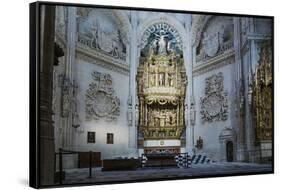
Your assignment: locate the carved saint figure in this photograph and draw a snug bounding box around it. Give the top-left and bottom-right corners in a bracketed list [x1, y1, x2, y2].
[171, 112, 177, 126]
[196, 136, 203, 149]
[167, 73, 173, 86]
[159, 73, 165, 86]
[149, 74, 155, 86]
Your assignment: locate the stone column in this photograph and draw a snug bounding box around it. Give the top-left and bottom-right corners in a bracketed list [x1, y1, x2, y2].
[244, 17, 256, 162]
[39, 5, 56, 186]
[233, 17, 246, 161]
[62, 7, 77, 151]
[184, 15, 194, 154]
[128, 11, 138, 155]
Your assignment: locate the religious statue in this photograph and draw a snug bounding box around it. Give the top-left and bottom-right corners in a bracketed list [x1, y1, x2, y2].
[159, 73, 165, 86]
[171, 112, 177, 126]
[167, 73, 173, 86]
[153, 30, 169, 55]
[165, 115, 171, 126]
[149, 74, 155, 86]
[90, 24, 98, 48]
[196, 136, 203, 149]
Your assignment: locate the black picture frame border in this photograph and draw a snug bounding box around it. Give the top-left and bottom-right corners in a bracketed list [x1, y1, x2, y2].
[29, 1, 274, 189]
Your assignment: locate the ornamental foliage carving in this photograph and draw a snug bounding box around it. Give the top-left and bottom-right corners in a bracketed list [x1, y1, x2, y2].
[200, 72, 228, 122]
[85, 71, 120, 122]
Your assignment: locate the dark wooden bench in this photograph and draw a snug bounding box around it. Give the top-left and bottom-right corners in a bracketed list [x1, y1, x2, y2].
[102, 158, 140, 171]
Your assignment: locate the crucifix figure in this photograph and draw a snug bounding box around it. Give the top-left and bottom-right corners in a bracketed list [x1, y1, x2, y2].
[153, 30, 169, 55]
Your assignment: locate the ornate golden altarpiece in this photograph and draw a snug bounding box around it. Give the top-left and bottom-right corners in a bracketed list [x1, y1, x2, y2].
[137, 53, 186, 141]
[253, 42, 272, 143]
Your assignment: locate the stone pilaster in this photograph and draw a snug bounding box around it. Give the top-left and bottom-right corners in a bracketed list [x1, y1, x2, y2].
[233, 17, 246, 161]
[184, 15, 194, 154]
[39, 5, 56, 186]
[62, 7, 77, 151]
[128, 11, 138, 155]
[244, 17, 256, 162]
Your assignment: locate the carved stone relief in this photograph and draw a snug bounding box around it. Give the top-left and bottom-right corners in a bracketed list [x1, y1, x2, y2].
[189, 96, 196, 126]
[196, 17, 234, 62]
[60, 75, 72, 118]
[85, 71, 120, 122]
[77, 9, 127, 61]
[140, 22, 183, 58]
[126, 95, 133, 126]
[200, 72, 228, 122]
[72, 80, 80, 128]
[55, 6, 67, 39]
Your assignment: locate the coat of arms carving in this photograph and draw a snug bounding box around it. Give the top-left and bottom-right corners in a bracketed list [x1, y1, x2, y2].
[85, 71, 120, 122]
[200, 72, 228, 122]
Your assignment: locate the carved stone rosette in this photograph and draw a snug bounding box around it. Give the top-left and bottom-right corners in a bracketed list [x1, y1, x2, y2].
[200, 72, 228, 122]
[85, 71, 120, 122]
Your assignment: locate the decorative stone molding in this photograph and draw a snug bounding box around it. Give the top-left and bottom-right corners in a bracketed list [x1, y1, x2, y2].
[55, 6, 67, 40]
[200, 72, 228, 122]
[127, 95, 133, 126]
[72, 80, 80, 128]
[189, 96, 196, 126]
[193, 51, 235, 77]
[85, 71, 120, 122]
[59, 75, 73, 118]
[55, 33, 67, 50]
[76, 47, 130, 76]
[191, 15, 212, 47]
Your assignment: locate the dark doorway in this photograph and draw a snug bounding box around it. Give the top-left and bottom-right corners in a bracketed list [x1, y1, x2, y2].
[226, 141, 233, 162]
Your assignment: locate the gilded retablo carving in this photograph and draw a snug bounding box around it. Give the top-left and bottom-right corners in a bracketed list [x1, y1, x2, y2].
[253, 41, 272, 142]
[137, 23, 186, 140]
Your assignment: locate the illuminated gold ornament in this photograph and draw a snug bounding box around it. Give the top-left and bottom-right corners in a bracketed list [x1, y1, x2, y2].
[137, 51, 186, 140]
[253, 41, 272, 142]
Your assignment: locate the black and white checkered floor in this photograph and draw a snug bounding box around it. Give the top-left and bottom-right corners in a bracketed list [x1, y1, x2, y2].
[60, 162, 272, 184]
